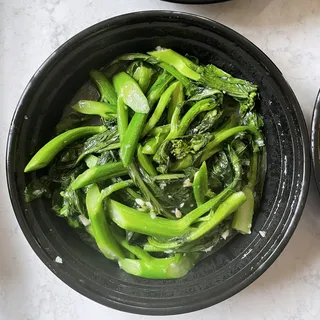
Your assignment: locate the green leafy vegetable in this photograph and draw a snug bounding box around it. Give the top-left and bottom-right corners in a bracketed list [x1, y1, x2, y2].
[24, 48, 266, 279]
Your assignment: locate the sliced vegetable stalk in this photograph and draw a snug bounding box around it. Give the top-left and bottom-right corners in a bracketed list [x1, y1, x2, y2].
[119, 72, 173, 167]
[71, 100, 116, 119]
[113, 72, 149, 114]
[116, 97, 128, 143]
[119, 252, 200, 279]
[232, 149, 260, 234]
[86, 184, 125, 261]
[148, 48, 201, 81]
[71, 162, 127, 190]
[137, 144, 157, 176]
[200, 125, 264, 163]
[167, 81, 184, 122]
[90, 70, 117, 105]
[142, 81, 178, 137]
[24, 126, 106, 172]
[132, 63, 155, 93]
[193, 161, 208, 206]
[148, 191, 246, 250]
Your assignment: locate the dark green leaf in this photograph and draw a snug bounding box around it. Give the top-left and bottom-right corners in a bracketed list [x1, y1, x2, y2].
[24, 176, 51, 202]
[55, 112, 90, 135]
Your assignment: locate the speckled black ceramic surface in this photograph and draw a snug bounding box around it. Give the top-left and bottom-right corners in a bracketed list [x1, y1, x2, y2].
[6, 11, 310, 315]
[311, 90, 320, 195]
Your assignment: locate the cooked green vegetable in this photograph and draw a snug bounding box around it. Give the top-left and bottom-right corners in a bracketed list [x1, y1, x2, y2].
[71, 100, 116, 119]
[24, 48, 266, 279]
[90, 70, 117, 105]
[71, 161, 127, 190]
[24, 126, 106, 172]
[86, 184, 125, 261]
[193, 161, 208, 206]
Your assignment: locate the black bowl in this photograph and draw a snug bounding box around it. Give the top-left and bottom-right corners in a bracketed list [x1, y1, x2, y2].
[311, 90, 320, 195]
[6, 11, 310, 315]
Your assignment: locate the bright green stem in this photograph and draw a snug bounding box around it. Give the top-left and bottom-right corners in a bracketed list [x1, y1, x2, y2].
[232, 186, 255, 234]
[90, 70, 117, 105]
[158, 62, 194, 94]
[186, 192, 246, 242]
[146, 72, 174, 108]
[176, 98, 218, 137]
[24, 126, 106, 172]
[118, 70, 172, 166]
[200, 126, 263, 163]
[137, 144, 157, 176]
[193, 161, 208, 206]
[167, 82, 184, 122]
[169, 155, 193, 172]
[121, 113, 147, 167]
[108, 199, 185, 238]
[71, 100, 116, 119]
[70, 162, 127, 190]
[100, 179, 134, 201]
[153, 174, 186, 181]
[142, 81, 178, 137]
[132, 64, 154, 93]
[119, 252, 200, 279]
[141, 133, 167, 155]
[248, 150, 259, 187]
[112, 228, 153, 261]
[148, 49, 200, 81]
[117, 97, 128, 143]
[98, 142, 120, 153]
[113, 72, 149, 113]
[149, 125, 171, 136]
[84, 155, 98, 168]
[231, 150, 259, 234]
[86, 184, 125, 261]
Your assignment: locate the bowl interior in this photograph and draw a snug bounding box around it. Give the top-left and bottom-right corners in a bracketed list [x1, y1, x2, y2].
[7, 12, 309, 315]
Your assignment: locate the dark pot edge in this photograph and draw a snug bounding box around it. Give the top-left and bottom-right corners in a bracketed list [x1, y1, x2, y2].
[311, 90, 320, 195]
[6, 10, 311, 315]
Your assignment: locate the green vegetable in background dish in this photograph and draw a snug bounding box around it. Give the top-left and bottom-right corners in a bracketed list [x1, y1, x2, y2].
[23, 48, 266, 279]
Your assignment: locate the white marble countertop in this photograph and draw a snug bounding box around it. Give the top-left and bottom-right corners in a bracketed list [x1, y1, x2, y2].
[1, 0, 320, 319]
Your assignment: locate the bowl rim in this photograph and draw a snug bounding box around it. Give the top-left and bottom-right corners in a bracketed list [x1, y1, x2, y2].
[311, 90, 320, 195]
[6, 10, 311, 315]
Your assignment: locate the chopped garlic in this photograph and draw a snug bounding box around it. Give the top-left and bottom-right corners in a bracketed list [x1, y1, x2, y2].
[150, 212, 157, 219]
[256, 139, 265, 147]
[145, 201, 153, 209]
[221, 229, 230, 240]
[183, 178, 193, 187]
[135, 198, 145, 207]
[259, 230, 266, 238]
[174, 208, 182, 218]
[79, 215, 91, 227]
[201, 246, 214, 253]
[179, 202, 185, 208]
[159, 182, 166, 189]
[55, 256, 63, 264]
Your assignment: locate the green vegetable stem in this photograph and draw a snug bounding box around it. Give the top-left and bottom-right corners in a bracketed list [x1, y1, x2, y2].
[24, 126, 106, 172]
